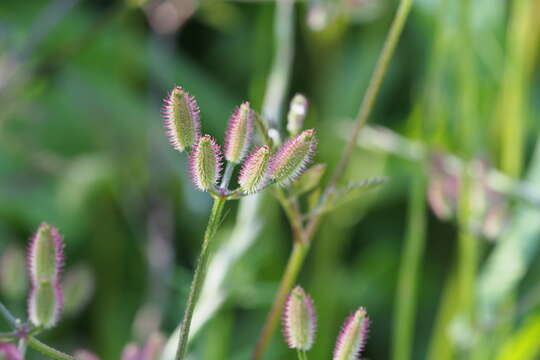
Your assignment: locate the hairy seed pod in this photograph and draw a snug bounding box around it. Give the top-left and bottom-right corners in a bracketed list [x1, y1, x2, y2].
[189, 135, 223, 191]
[224, 102, 254, 163]
[270, 129, 317, 185]
[28, 223, 64, 286]
[238, 146, 270, 194]
[287, 94, 308, 136]
[27, 223, 65, 328]
[28, 282, 63, 329]
[162, 86, 201, 152]
[282, 286, 317, 351]
[333, 308, 370, 360]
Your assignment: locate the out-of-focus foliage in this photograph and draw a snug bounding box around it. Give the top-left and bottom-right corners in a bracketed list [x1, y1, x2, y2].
[0, 0, 539, 359]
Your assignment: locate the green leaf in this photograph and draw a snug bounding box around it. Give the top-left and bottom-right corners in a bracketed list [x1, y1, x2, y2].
[315, 177, 389, 216]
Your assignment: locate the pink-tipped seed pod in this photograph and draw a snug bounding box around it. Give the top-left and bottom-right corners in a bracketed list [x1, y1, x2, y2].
[270, 129, 317, 186]
[282, 286, 317, 351]
[238, 146, 271, 194]
[162, 86, 201, 152]
[224, 102, 254, 163]
[189, 135, 223, 191]
[333, 307, 370, 360]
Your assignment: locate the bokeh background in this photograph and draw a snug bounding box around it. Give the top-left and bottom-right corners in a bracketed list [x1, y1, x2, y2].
[1, 0, 540, 359]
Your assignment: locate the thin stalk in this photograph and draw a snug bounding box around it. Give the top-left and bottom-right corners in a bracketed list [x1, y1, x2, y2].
[27, 337, 75, 360]
[220, 162, 236, 190]
[391, 167, 427, 360]
[252, 241, 308, 360]
[176, 197, 227, 360]
[324, 0, 413, 194]
[0, 302, 17, 327]
[252, 0, 413, 357]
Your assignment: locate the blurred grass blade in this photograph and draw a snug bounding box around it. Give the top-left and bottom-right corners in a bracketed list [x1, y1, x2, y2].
[496, 312, 540, 360]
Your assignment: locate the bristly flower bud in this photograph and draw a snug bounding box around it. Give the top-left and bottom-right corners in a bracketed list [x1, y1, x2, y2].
[270, 129, 317, 186]
[224, 102, 254, 163]
[189, 135, 223, 191]
[162, 86, 201, 152]
[333, 308, 370, 360]
[238, 146, 270, 194]
[27, 222, 65, 328]
[287, 94, 308, 136]
[282, 286, 317, 351]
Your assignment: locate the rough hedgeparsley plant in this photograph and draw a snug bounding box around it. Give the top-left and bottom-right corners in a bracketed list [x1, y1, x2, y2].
[0, 223, 69, 360]
[162, 86, 318, 359]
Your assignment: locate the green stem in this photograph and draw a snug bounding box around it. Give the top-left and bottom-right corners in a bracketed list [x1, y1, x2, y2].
[175, 197, 227, 360]
[27, 337, 75, 360]
[252, 241, 308, 360]
[0, 301, 75, 360]
[0, 302, 17, 327]
[324, 0, 413, 193]
[391, 168, 427, 360]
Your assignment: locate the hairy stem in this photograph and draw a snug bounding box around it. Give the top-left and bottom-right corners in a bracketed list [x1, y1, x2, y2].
[27, 337, 75, 360]
[252, 241, 308, 360]
[0, 301, 75, 360]
[176, 197, 227, 360]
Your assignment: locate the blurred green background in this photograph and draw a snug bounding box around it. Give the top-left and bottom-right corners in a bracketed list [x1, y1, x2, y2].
[1, 0, 540, 359]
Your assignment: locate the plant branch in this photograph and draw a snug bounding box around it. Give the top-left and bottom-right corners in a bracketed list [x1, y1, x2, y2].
[176, 197, 227, 360]
[252, 0, 413, 357]
[252, 241, 308, 360]
[27, 337, 75, 360]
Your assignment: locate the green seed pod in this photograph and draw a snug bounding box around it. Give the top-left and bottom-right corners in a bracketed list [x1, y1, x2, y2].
[163, 86, 201, 152]
[189, 135, 223, 191]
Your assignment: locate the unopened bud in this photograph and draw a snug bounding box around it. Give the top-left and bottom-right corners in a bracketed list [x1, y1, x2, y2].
[282, 286, 317, 351]
[225, 102, 254, 163]
[287, 94, 308, 136]
[189, 135, 223, 191]
[162, 86, 201, 152]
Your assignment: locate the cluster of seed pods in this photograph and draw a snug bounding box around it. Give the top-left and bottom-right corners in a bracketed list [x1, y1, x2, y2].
[282, 286, 370, 360]
[163, 86, 317, 196]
